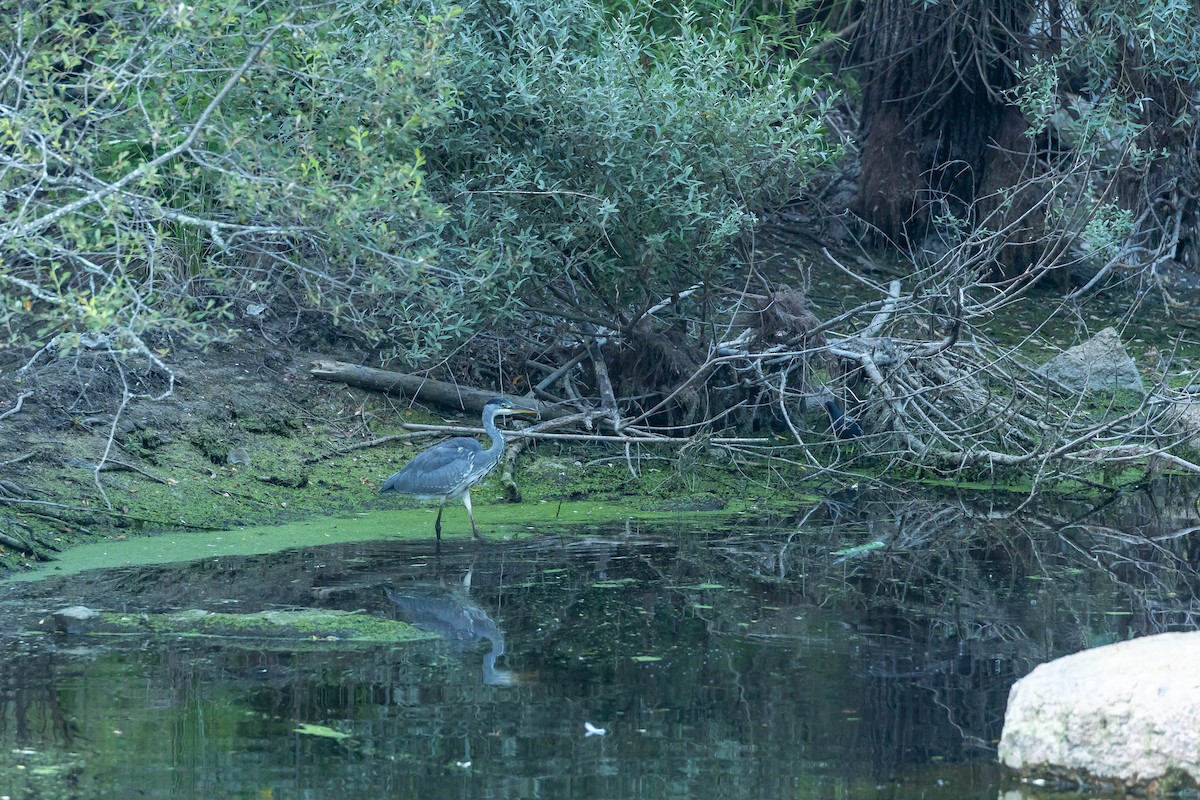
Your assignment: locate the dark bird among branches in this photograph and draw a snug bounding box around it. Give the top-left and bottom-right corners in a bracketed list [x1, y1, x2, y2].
[824, 399, 865, 440]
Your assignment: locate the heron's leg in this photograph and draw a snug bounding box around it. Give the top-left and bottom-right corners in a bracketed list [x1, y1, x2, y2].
[434, 503, 444, 542]
[462, 492, 487, 542]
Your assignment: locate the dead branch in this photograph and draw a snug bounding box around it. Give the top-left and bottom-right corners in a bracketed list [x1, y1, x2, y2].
[311, 236, 1192, 487]
[0, 496, 224, 530]
[0, 528, 37, 556]
[301, 431, 444, 464]
[83, 457, 171, 485]
[862, 279, 901, 337]
[0, 453, 34, 469]
[0, 391, 33, 421]
[587, 338, 621, 430]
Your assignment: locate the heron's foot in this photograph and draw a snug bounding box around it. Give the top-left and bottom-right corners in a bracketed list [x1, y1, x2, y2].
[471, 528, 489, 543]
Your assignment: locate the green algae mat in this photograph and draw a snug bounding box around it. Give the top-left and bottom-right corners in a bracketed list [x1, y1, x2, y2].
[4, 499, 748, 583]
[66, 608, 438, 646]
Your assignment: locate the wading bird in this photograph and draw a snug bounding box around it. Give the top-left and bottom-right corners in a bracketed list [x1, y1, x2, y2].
[381, 397, 538, 545]
[823, 398, 865, 439]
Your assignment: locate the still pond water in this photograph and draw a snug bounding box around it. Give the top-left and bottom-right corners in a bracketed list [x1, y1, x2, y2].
[2, 485, 1199, 799]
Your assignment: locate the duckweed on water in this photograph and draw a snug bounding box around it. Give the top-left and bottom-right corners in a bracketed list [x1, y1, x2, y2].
[94, 608, 435, 644]
[3, 500, 750, 583]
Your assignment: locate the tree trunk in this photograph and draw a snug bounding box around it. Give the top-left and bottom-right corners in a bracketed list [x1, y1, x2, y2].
[852, 0, 1034, 258]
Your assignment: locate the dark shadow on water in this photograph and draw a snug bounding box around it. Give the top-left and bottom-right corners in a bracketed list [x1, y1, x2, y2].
[2, 477, 1199, 798]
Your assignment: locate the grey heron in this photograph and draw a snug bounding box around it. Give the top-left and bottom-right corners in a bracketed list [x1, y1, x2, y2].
[381, 397, 538, 544]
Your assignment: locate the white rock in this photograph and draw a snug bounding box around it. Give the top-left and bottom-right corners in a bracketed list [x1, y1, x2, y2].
[1038, 326, 1144, 393]
[47, 605, 100, 634]
[999, 631, 1200, 787]
[1165, 398, 1200, 442]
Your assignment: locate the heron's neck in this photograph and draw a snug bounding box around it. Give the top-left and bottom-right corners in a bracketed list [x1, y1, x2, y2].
[482, 410, 505, 453]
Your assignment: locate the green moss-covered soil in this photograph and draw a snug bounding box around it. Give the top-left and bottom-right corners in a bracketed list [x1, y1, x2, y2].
[87, 608, 437, 645]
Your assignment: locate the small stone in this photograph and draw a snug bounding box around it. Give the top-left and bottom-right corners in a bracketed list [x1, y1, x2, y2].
[47, 605, 100, 634]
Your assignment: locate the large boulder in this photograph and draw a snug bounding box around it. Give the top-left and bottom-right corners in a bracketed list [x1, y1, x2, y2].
[999, 632, 1200, 790]
[1039, 326, 1144, 394]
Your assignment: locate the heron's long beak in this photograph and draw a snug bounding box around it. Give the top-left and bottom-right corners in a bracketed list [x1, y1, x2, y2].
[500, 401, 540, 417]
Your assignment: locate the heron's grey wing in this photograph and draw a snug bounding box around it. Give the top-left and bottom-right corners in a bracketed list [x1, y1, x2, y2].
[384, 586, 495, 644]
[381, 437, 484, 496]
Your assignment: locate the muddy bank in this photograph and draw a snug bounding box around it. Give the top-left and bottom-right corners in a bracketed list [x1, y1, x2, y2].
[0, 335, 776, 576]
[4, 275, 1200, 580]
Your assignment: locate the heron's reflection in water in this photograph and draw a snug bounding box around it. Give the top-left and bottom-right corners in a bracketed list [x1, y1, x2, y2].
[384, 583, 519, 686]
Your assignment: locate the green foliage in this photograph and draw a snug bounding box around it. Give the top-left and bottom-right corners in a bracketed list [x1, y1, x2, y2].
[1001, 0, 1200, 276]
[0, 0, 466, 367]
[1015, 8, 1199, 183]
[421, 0, 838, 334]
[1079, 199, 1135, 258]
[1, 0, 838, 372]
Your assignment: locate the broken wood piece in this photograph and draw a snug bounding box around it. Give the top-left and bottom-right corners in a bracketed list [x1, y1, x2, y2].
[308, 359, 554, 416]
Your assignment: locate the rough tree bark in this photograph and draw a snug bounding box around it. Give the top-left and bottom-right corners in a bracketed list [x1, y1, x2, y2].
[851, 0, 1038, 273]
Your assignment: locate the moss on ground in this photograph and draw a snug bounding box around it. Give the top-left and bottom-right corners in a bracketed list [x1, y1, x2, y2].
[4, 498, 764, 583]
[0, 382, 834, 576]
[92, 608, 436, 645]
[1, 400, 1179, 578]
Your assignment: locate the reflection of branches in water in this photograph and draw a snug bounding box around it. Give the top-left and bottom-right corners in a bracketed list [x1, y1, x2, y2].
[851, 635, 1015, 777]
[0, 647, 80, 749]
[697, 485, 1200, 775]
[712, 487, 1200, 641]
[1055, 524, 1200, 631]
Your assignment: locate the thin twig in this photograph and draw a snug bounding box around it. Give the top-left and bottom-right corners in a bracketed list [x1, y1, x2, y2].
[0, 391, 33, 421]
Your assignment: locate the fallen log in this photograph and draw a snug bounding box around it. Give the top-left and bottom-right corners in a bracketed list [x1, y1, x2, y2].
[308, 359, 557, 417]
